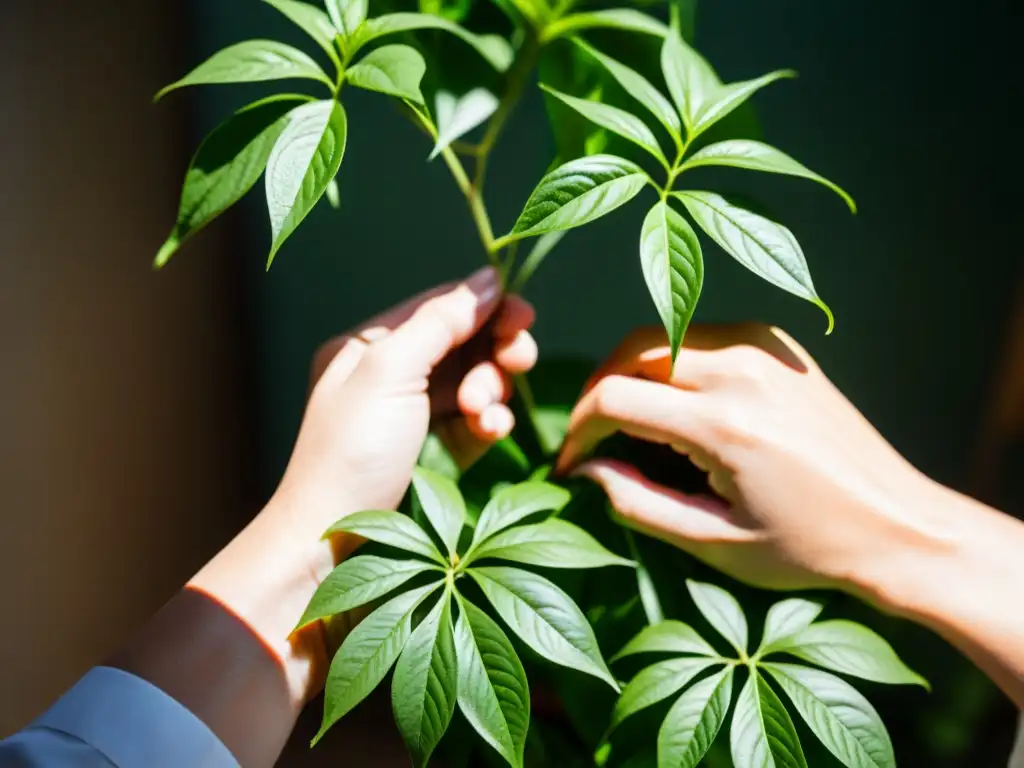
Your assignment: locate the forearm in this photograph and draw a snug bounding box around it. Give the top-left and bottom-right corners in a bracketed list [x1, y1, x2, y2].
[110, 496, 352, 767]
[856, 478, 1024, 707]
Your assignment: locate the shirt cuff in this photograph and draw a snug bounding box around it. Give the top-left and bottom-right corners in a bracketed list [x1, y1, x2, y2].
[31, 666, 238, 768]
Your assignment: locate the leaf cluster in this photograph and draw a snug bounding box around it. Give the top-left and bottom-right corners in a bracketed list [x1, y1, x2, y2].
[300, 467, 633, 766]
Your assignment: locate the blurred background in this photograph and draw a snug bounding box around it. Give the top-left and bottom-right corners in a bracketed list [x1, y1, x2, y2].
[0, 0, 1021, 765]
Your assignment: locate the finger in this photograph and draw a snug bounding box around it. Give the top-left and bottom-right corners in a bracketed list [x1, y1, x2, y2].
[457, 362, 511, 416]
[494, 296, 536, 339]
[557, 375, 713, 474]
[309, 336, 369, 393]
[382, 266, 502, 374]
[494, 330, 538, 374]
[574, 459, 756, 545]
[466, 403, 515, 443]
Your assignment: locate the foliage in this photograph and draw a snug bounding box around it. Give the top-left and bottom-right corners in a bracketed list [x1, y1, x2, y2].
[152, 0, 934, 765]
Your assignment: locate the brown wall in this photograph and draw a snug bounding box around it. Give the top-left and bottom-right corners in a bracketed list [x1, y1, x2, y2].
[0, 0, 251, 735]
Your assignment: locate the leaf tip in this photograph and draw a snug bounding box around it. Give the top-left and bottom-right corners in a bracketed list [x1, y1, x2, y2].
[817, 300, 835, 335]
[153, 236, 180, 269]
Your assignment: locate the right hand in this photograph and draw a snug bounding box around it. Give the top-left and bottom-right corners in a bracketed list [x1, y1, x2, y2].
[558, 324, 948, 596]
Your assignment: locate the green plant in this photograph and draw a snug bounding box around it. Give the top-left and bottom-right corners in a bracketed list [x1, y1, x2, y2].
[154, 0, 928, 765]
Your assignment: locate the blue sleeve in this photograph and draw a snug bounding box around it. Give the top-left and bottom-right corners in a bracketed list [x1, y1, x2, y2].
[0, 667, 238, 768]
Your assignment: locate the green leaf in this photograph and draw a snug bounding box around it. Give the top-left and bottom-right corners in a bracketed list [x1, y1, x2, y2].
[730, 670, 808, 768]
[393, 588, 458, 767]
[611, 620, 717, 662]
[757, 599, 823, 656]
[316, 582, 440, 743]
[297, 556, 441, 629]
[265, 99, 347, 266]
[472, 481, 570, 546]
[155, 95, 305, 268]
[681, 140, 856, 213]
[763, 663, 895, 768]
[326, 0, 367, 37]
[454, 596, 530, 768]
[325, 178, 341, 209]
[412, 466, 466, 559]
[430, 88, 499, 160]
[611, 657, 717, 732]
[573, 39, 681, 144]
[660, 25, 720, 133]
[346, 45, 426, 103]
[657, 667, 734, 768]
[355, 13, 513, 71]
[509, 231, 566, 293]
[640, 201, 703, 361]
[690, 71, 796, 140]
[467, 518, 634, 569]
[503, 155, 648, 243]
[675, 191, 834, 333]
[418, 433, 460, 481]
[262, 0, 340, 66]
[539, 85, 667, 167]
[542, 9, 669, 43]
[470, 566, 618, 690]
[156, 41, 332, 100]
[687, 580, 748, 655]
[324, 510, 447, 565]
[768, 620, 929, 688]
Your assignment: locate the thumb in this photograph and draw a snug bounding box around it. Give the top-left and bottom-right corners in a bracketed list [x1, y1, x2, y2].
[381, 266, 502, 374]
[574, 459, 754, 545]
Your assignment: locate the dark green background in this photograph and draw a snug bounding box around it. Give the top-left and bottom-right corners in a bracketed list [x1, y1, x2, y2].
[182, 2, 1019, 764]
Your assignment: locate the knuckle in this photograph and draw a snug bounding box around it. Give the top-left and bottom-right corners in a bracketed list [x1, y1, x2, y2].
[590, 375, 631, 418]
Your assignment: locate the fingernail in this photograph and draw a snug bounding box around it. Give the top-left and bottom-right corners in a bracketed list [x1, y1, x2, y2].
[467, 266, 500, 305]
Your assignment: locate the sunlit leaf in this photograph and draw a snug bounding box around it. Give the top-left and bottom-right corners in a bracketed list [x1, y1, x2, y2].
[757, 598, 823, 655]
[470, 566, 618, 690]
[316, 582, 440, 743]
[543, 9, 668, 43]
[156, 40, 332, 100]
[660, 25, 720, 132]
[324, 510, 447, 565]
[393, 588, 458, 767]
[690, 71, 796, 139]
[540, 85, 667, 166]
[265, 99, 347, 266]
[681, 140, 856, 212]
[297, 556, 440, 629]
[687, 580, 748, 655]
[472, 482, 570, 546]
[262, 0, 340, 65]
[346, 45, 426, 103]
[764, 663, 895, 768]
[767, 620, 929, 688]
[611, 657, 716, 732]
[155, 95, 306, 268]
[730, 670, 808, 768]
[574, 39, 681, 144]
[658, 667, 734, 768]
[412, 466, 466, 559]
[430, 88, 499, 160]
[611, 620, 718, 662]
[454, 596, 530, 768]
[503, 155, 648, 243]
[355, 13, 513, 71]
[675, 191, 834, 333]
[640, 201, 703, 361]
[467, 518, 634, 569]
[326, 0, 367, 38]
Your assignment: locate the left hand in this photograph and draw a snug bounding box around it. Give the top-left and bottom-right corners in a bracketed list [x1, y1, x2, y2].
[273, 266, 537, 571]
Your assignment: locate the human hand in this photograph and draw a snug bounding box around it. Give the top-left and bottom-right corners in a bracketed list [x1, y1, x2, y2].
[558, 323, 942, 596]
[273, 266, 537, 567]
